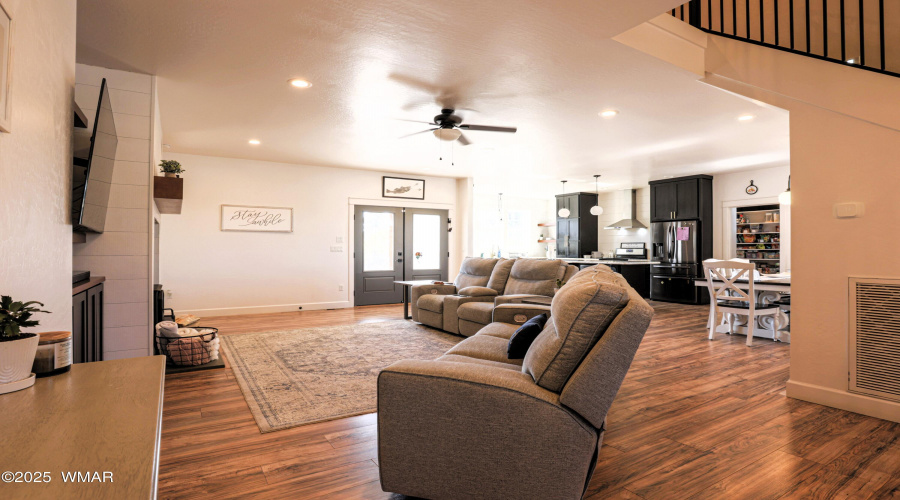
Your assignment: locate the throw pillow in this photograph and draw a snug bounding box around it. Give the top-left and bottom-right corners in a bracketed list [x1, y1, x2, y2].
[507, 313, 549, 359]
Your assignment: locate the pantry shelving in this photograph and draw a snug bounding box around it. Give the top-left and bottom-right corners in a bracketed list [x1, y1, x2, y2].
[735, 204, 781, 274]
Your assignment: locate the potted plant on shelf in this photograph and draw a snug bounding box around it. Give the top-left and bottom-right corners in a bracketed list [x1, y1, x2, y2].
[0, 296, 50, 393]
[159, 160, 185, 178]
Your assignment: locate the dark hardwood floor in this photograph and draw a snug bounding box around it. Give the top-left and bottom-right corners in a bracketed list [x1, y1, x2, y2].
[158, 302, 900, 499]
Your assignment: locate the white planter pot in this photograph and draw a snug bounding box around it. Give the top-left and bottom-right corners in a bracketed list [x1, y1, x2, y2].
[0, 334, 40, 384]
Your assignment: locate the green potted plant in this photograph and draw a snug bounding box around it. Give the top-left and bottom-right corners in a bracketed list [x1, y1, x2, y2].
[159, 160, 185, 178]
[0, 296, 50, 392]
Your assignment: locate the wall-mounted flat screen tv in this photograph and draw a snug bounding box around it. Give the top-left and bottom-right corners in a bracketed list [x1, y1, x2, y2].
[72, 78, 118, 233]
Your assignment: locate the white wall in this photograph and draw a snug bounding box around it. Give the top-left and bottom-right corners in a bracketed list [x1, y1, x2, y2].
[0, 0, 75, 333]
[711, 165, 791, 268]
[159, 153, 458, 316]
[703, 36, 900, 422]
[72, 64, 156, 359]
[472, 190, 553, 258]
[596, 188, 651, 257]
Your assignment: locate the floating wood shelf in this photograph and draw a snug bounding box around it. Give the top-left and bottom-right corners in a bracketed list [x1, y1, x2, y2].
[537, 239, 556, 243]
[154, 176, 183, 214]
[537, 223, 554, 227]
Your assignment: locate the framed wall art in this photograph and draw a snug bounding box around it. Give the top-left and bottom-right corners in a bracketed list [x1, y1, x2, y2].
[221, 205, 293, 232]
[383, 176, 425, 200]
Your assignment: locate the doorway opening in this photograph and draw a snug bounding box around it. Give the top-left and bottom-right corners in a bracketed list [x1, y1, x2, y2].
[353, 206, 448, 306]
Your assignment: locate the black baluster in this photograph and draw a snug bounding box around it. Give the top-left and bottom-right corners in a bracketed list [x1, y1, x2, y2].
[859, 0, 865, 66]
[840, 0, 846, 62]
[879, 0, 885, 70]
[823, 0, 828, 58]
[790, 0, 795, 48]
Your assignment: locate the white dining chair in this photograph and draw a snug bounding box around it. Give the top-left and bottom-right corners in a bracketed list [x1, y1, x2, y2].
[702, 259, 779, 346]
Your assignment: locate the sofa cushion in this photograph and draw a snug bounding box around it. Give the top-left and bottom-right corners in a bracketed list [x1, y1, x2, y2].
[457, 301, 494, 325]
[417, 294, 445, 313]
[486, 258, 515, 293]
[454, 257, 500, 289]
[507, 313, 548, 360]
[445, 335, 514, 364]
[504, 259, 566, 296]
[523, 266, 631, 392]
[474, 322, 520, 340]
[458, 286, 499, 297]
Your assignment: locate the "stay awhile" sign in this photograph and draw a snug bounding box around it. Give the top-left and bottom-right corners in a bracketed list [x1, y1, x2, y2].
[221, 205, 293, 232]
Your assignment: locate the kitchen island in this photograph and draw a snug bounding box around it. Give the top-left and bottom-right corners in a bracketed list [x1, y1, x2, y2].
[562, 258, 659, 298]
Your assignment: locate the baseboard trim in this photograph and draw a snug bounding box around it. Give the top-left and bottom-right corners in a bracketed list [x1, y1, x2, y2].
[174, 301, 353, 318]
[786, 379, 900, 423]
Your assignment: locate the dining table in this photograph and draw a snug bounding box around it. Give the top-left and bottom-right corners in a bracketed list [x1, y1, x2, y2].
[694, 275, 791, 341]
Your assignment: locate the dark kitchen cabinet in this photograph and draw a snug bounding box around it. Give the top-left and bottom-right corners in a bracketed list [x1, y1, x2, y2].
[605, 263, 651, 298]
[72, 278, 104, 363]
[556, 192, 598, 258]
[650, 175, 711, 221]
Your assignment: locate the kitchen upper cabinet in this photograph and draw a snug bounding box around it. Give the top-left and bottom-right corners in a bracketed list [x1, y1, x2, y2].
[555, 192, 598, 258]
[556, 194, 582, 219]
[650, 175, 712, 222]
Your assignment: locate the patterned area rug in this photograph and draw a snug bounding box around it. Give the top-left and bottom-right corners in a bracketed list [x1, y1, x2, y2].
[221, 320, 461, 433]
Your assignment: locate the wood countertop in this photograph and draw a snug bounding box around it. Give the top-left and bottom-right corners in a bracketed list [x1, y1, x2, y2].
[73, 276, 106, 295]
[0, 356, 166, 499]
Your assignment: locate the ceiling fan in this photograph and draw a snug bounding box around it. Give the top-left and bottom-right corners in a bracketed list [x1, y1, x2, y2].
[399, 109, 517, 146]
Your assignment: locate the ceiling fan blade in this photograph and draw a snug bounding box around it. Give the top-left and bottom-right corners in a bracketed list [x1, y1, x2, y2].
[395, 118, 437, 125]
[458, 133, 472, 146]
[459, 124, 518, 133]
[398, 128, 437, 139]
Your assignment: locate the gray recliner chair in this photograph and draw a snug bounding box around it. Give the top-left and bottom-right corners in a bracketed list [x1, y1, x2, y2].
[378, 265, 654, 500]
[411, 257, 514, 334]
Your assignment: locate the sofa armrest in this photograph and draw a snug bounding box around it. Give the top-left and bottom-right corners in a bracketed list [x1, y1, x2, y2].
[492, 303, 551, 325]
[494, 294, 552, 306]
[410, 284, 457, 321]
[378, 360, 598, 500]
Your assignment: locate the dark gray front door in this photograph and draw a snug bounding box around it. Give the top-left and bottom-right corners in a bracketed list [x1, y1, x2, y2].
[403, 208, 449, 282]
[354, 206, 404, 306]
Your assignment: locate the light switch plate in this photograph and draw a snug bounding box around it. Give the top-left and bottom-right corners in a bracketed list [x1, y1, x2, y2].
[834, 202, 865, 219]
[330, 246, 343, 252]
[336, 237, 343, 243]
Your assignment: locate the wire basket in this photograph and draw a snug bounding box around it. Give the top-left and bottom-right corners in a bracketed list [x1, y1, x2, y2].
[155, 327, 218, 367]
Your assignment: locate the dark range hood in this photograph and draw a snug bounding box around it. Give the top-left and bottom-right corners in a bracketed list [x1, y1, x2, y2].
[605, 189, 648, 230]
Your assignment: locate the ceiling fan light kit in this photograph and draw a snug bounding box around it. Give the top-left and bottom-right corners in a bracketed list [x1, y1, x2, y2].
[433, 128, 462, 141]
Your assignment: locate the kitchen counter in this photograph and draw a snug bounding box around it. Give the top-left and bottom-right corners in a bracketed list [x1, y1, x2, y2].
[562, 258, 660, 266]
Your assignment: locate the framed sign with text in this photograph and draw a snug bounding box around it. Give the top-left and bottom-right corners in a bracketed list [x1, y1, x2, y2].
[220, 205, 293, 233]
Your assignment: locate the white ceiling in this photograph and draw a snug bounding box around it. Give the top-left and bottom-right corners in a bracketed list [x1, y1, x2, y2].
[76, 0, 789, 196]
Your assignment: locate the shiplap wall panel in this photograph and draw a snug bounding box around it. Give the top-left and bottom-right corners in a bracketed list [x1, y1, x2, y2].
[74, 64, 153, 360]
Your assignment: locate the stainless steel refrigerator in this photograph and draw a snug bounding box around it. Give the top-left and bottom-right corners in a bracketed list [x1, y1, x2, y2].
[650, 221, 707, 303]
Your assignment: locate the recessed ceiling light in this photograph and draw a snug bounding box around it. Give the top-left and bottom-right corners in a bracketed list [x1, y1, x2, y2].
[846, 58, 856, 64]
[599, 109, 619, 118]
[289, 79, 312, 88]
[738, 114, 755, 122]
[248, 139, 261, 145]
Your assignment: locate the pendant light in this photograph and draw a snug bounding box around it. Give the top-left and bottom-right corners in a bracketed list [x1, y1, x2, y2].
[778, 175, 792, 205]
[590, 175, 604, 215]
[557, 181, 571, 218]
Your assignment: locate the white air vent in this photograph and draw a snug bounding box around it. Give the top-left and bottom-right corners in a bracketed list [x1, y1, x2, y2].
[849, 277, 900, 402]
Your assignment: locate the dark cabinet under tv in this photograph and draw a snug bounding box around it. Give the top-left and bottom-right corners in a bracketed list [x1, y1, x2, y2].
[556, 192, 598, 258]
[72, 277, 104, 363]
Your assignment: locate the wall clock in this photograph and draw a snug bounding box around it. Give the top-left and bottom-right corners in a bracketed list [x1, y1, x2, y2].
[746, 180, 758, 195]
